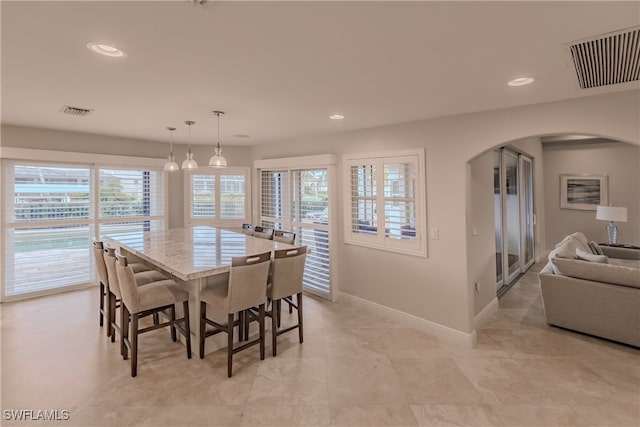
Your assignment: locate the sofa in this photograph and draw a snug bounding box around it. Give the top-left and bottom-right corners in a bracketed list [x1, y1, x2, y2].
[538, 232, 640, 347]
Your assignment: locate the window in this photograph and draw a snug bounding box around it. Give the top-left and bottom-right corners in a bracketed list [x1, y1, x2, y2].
[344, 150, 426, 257]
[185, 167, 250, 226]
[2, 161, 166, 300]
[255, 154, 336, 301]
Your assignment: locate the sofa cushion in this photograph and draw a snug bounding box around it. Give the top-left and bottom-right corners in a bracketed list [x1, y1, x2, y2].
[569, 232, 590, 247]
[609, 258, 640, 269]
[555, 235, 591, 255]
[576, 248, 609, 264]
[550, 258, 640, 288]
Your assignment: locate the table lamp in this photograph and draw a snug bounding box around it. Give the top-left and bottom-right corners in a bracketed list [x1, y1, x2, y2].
[596, 205, 627, 245]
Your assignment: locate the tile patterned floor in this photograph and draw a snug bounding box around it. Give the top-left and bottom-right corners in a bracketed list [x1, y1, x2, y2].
[1, 263, 639, 426]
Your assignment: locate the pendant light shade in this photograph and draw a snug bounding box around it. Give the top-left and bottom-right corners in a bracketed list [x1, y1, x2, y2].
[209, 111, 228, 168]
[181, 120, 199, 169]
[163, 126, 179, 172]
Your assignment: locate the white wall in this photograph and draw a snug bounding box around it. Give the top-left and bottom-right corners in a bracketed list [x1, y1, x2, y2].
[543, 139, 640, 247]
[0, 125, 253, 229]
[252, 90, 640, 338]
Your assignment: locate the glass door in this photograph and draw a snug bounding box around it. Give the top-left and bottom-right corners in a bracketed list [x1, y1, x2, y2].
[520, 156, 535, 270]
[502, 150, 521, 284]
[494, 151, 503, 289]
[260, 168, 333, 300]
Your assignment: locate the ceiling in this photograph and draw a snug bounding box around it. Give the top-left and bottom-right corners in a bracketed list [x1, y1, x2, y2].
[2, 1, 639, 146]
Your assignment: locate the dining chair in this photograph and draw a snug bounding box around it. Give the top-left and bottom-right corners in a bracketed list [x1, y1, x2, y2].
[103, 246, 169, 352]
[241, 223, 255, 236]
[273, 230, 296, 245]
[92, 240, 110, 333]
[199, 251, 271, 377]
[266, 246, 307, 356]
[253, 226, 274, 240]
[115, 250, 192, 377]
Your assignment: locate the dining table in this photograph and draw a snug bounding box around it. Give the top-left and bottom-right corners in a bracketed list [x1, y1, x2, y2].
[106, 225, 295, 354]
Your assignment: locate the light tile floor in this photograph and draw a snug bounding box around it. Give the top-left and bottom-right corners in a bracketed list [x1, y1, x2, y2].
[1, 263, 639, 426]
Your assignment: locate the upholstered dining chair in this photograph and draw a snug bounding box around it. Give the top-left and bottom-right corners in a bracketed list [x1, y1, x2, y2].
[103, 246, 169, 352]
[253, 226, 274, 240]
[265, 246, 307, 356]
[199, 251, 271, 377]
[273, 230, 296, 245]
[115, 250, 192, 377]
[92, 240, 110, 333]
[241, 223, 255, 236]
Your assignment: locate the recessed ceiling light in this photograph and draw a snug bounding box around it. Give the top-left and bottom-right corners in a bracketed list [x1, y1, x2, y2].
[330, 114, 345, 120]
[86, 42, 126, 58]
[508, 77, 535, 86]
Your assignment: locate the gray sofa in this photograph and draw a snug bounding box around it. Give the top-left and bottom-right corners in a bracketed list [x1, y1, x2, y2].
[538, 232, 640, 347]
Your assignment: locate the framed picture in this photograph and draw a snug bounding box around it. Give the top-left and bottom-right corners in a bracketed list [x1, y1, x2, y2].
[560, 174, 608, 210]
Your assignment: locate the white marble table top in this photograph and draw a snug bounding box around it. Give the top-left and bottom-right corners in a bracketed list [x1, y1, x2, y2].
[106, 226, 294, 281]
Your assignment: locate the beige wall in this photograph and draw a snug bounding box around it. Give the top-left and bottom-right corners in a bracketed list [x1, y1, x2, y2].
[252, 90, 640, 335]
[0, 125, 253, 229]
[543, 140, 640, 247]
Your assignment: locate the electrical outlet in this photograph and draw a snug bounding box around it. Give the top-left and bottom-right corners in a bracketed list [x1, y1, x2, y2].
[431, 227, 439, 240]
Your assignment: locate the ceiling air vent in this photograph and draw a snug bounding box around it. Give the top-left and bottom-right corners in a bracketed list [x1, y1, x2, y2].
[565, 26, 640, 89]
[59, 105, 93, 117]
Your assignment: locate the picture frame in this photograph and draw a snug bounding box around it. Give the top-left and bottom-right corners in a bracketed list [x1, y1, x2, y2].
[560, 174, 608, 210]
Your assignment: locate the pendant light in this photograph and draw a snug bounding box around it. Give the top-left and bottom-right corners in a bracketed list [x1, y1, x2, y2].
[163, 126, 179, 172]
[181, 120, 198, 169]
[208, 111, 228, 168]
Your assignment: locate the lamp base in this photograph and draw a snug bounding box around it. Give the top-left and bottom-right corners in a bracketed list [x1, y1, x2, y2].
[606, 221, 618, 245]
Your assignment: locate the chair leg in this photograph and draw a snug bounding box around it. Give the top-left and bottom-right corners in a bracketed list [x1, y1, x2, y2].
[227, 313, 234, 378]
[238, 310, 244, 342]
[259, 303, 265, 360]
[276, 300, 281, 328]
[244, 310, 250, 341]
[199, 302, 206, 359]
[183, 301, 192, 359]
[109, 292, 117, 343]
[272, 299, 278, 357]
[297, 293, 304, 344]
[153, 313, 159, 325]
[122, 305, 129, 360]
[170, 304, 177, 342]
[131, 313, 139, 377]
[289, 298, 293, 314]
[99, 282, 105, 328]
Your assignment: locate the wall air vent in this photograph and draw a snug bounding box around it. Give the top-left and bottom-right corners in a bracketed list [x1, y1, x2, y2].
[565, 26, 640, 89]
[59, 105, 93, 117]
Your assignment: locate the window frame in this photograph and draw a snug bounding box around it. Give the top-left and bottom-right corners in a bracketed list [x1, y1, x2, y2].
[343, 149, 427, 257]
[1, 155, 167, 302]
[183, 166, 251, 227]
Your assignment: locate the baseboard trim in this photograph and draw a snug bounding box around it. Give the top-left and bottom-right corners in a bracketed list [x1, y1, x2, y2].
[474, 297, 499, 330]
[338, 291, 476, 348]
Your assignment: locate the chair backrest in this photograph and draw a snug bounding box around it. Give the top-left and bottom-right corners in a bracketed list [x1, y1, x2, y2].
[241, 223, 255, 236]
[273, 230, 296, 245]
[114, 250, 141, 313]
[92, 240, 109, 287]
[227, 251, 271, 313]
[270, 246, 307, 300]
[253, 226, 274, 240]
[103, 247, 122, 299]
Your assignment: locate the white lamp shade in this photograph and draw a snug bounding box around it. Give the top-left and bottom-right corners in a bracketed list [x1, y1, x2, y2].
[596, 206, 627, 222]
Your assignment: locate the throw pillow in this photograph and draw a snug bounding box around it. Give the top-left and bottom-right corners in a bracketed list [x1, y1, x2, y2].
[589, 241, 605, 255]
[576, 248, 609, 264]
[548, 247, 576, 261]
